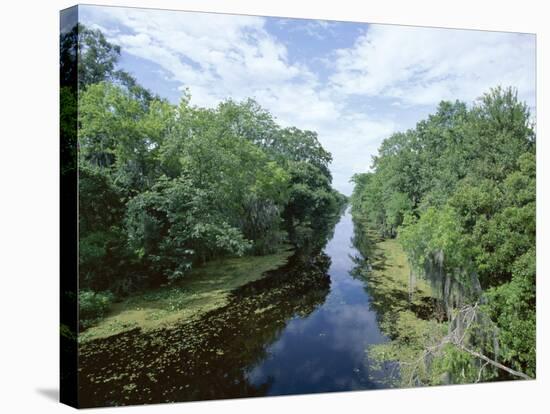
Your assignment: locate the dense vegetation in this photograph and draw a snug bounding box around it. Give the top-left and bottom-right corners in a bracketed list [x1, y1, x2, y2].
[62, 25, 345, 328]
[351, 88, 536, 381]
[64, 22, 535, 390]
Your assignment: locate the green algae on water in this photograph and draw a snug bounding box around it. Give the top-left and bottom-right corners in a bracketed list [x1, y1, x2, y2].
[79, 247, 294, 343]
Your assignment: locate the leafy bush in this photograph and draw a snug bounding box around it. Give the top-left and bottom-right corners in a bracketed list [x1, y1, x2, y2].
[79, 290, 114, 330]
[485, 249, 536, 377]
[125, 177, 252, 281]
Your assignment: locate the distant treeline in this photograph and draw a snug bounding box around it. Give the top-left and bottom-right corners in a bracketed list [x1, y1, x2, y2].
[61, 25, 345, 320]
[351, 87, 535, 379]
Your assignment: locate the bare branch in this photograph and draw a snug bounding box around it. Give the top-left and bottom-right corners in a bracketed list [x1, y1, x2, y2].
[476, 361, 489, 383]
[455, 343, 532, 380]
[393, 302, 533, 384]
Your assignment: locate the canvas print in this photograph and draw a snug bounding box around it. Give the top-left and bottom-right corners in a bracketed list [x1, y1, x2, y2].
[60, 5, 536, 408]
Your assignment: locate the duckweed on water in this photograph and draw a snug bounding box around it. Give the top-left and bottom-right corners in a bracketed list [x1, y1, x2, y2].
[79, 247, 294, 343]
[352, 234, 448, 386]
[78, 250, 332, 407]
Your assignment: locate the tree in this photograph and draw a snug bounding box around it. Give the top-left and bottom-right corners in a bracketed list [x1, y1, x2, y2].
[351, 86, 536, 382]
[79, 163, 132, 292]
[74, 25, 345, 317]
[125, 176, 252, 282]
[79, 82, 172, 192]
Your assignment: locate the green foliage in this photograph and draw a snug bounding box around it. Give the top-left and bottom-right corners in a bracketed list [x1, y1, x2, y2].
[125, 177, 252, 281]
[399, 206, 471, 273]
[351, 86, 536, 382]
[485, 249, 536, 377]
[285, 162, 339, 221]
[79, 290, 114, 329]
[79, 163, 135, 292]
[429, 345, 488, 385]
[77, 24, 121, 89]
[385, 192, 412, 237]
[60, 87, 77, 174]
[472, 152, 536, 285]
[72, 23, 344, 324]
[70, 23, 154, 102]
[78, 82, 171, 190]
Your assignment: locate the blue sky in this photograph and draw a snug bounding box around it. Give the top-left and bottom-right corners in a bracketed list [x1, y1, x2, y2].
[79, 5, 536, 195]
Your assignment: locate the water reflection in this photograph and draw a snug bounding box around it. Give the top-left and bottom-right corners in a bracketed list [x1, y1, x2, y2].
[79, 210, 395, 407]
[79, 251, 333, 407]
[244, 211, 391, 395]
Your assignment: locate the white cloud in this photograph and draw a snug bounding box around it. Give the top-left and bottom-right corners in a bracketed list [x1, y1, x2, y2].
[81, 6, 311, 108]
[293, 20, 340, 40]
[80, 6, 397, 194]
[79, 7, 535, 195]
[330, 24, 536, 108]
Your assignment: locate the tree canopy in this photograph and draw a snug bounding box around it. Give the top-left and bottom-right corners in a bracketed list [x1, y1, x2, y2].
[62, 25, 345, 305]
[351, 87, 536, 379]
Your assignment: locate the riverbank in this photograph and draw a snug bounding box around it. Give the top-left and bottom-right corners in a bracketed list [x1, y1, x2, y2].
[78, 245, 333, 406]
[352, 232, 448, 386]
[79, 246, 294, 343]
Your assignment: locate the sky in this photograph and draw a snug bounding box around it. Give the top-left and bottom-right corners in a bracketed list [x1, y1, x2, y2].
[78, 5, 536, 195]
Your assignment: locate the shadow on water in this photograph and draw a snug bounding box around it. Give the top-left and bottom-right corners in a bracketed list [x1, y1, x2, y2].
[79, 209, 397, 407]
[243, 210, 394, 396]
[79, 215, 340, 407]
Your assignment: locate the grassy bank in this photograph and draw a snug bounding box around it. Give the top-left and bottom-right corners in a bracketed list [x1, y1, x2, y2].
[353, 234, 448, 386]
[79, 247, 294, 343]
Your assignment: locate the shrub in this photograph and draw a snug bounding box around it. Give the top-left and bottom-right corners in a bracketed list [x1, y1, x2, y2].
[79, 290, 114, 330]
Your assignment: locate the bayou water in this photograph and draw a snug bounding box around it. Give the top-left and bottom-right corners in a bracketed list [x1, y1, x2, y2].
[78, 210, 395, 407]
